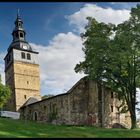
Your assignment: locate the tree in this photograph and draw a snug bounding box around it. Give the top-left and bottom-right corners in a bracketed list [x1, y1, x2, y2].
[42, 94, 54, 100]
[0, 75, 11, 109]
[75, 5, 140, 129]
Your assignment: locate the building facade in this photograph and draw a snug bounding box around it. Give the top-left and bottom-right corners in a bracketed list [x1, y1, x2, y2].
[4, 13, 41, 111]
[20, 77, 131, 128]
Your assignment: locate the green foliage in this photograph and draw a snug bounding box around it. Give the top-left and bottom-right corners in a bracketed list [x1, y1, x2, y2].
[1, 118, 140, 138]
[42, 94, 54, 100]
[75, 4, 140, 129]
[0, 75, 11, 109]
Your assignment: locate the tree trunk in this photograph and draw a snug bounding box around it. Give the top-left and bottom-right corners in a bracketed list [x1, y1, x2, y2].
[130, 111, 136, 129]
[129, 98, 136, 129]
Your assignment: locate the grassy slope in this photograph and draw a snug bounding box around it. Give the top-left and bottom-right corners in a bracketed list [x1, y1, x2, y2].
[0, 117, 140, 138]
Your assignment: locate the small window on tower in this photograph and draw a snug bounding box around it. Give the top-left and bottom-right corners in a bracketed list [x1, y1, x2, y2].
[20, 33, 23, 38]
[27, 53, 31, 60]
[18, 22, 22, 27]
[21, 52, 25, 59]
[24, 95, 27, 99]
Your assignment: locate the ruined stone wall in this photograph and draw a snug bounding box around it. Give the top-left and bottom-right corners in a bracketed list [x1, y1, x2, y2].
[20, 77, 131, 128]
[86, 79, 99, 126]
[67, 78, 89, 125]
[20, 77, 91, 125]
[103, 87, 131, 128]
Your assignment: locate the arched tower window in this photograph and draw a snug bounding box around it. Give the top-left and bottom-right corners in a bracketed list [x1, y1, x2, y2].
[21, 52, 25, 59]
[27, 53, 31, 60]
[20, 33, 23, 38]
[18, 22, 22, 27]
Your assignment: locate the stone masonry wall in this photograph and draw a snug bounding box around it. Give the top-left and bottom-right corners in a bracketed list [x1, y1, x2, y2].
[5, 60, 41, 111]
[14, 61, 41, 111]
[20, 77, 131, 128]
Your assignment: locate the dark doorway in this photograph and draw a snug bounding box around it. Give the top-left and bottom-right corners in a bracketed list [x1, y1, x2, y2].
[33, 112, 38, 121]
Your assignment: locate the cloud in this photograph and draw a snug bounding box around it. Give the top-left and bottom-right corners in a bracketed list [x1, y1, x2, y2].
[0, 32, 85, 96]
[66, 3, 131, 33]
[30, 32, 85, 95]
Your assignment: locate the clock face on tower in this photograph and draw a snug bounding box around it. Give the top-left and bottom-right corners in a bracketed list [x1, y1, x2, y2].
[22, 45, 28, 50]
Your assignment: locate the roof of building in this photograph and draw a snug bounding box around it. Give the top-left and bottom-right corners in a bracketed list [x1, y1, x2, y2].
[6, 9, 38, 54]
[20, 76, 88, 109]
[20, 76, 113, 109]
[21, 97, 39, 107]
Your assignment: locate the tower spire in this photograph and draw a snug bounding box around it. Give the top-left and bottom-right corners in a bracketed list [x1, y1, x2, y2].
[17, 9, 20, 18]
[12, 10, 25, 42]
[8, 11, 33, 52]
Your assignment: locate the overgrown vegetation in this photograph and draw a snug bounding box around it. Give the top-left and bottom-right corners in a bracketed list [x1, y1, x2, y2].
[0, 75, 11, 109]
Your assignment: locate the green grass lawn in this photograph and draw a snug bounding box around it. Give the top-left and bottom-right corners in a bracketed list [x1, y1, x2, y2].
[0, 117, 140, 138]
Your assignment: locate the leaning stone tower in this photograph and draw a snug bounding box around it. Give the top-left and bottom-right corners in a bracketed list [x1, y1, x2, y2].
[4, 11, 41, 111]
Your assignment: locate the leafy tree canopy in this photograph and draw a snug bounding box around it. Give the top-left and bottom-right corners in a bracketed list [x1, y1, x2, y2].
[75, 4, 140, 129]
[0, 75, 11, 109]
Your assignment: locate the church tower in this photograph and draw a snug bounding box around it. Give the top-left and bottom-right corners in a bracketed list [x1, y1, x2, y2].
[4, 11, 41, 111]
